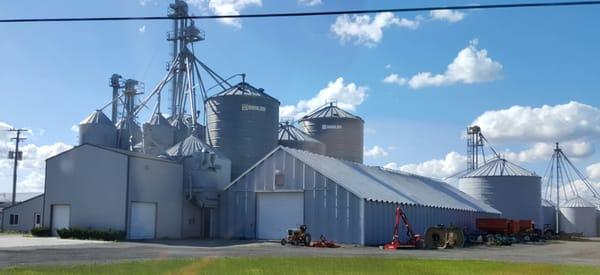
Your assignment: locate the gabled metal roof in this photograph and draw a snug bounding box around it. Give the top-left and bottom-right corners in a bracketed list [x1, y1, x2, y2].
[210, 82, 279, 103]
[278, 123, 321, 143]
[80, 110, 113, 125]
[461, 158, 538, 178]
[561, 196, 596, 208]
[299, 104, 363, 121]
[0, 192, 43, 204]
[229, 146, 500, 214]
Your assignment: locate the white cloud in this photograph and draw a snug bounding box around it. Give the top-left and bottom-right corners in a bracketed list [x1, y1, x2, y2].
[385, 152, 467, 179]
[364, 145, 389, 158]
[139, 0, 150, 6]
[382, 73, 407, 86]
[298, 0, 321, 6]
[473, 101, 600, 142]
[385, 64, 392, 69]
[430, 9, 465, 23]
[408, 39, 503, 89]
[330, 12, 421, 47]
[138, 25, 146, 33]
[587, 163, 600, 181]
[279, 77, 368, 120]
[186, 0, 262, 28]
[0, 121, 72, 192]
[503, 141, 595, 163]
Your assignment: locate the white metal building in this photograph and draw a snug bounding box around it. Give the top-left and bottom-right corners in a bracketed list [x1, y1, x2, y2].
[1, 194, 44, 232]
[219, 146, 500, 245]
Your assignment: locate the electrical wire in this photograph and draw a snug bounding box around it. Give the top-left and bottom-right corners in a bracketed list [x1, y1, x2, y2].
[1, 1, 600, 23]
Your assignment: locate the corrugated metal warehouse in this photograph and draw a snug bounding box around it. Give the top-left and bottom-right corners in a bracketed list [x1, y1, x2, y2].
[219, 146, 500, 245]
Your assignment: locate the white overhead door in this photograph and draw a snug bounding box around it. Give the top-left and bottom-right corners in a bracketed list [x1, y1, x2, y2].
[130, 202, 156, 240]
[257, 192, 304, 240]
[52, 205, 70, 236]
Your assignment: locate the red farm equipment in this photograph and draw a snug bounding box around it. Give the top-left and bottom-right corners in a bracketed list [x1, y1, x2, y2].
[382, 206, 425, 249]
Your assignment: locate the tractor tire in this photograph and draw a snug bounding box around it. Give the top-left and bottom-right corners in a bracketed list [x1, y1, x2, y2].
[281, 238, 287, 246]
[304, 234, 312, 246]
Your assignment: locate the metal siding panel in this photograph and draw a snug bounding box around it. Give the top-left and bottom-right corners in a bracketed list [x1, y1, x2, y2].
[459, 176, 541, 224]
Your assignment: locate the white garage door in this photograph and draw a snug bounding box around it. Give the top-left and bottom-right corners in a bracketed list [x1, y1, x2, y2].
[52, 205, 70, 236]
[257, 192, 304, 240]
[130, 202, 156, 240]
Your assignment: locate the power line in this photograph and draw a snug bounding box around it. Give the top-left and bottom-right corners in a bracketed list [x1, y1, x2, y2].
[1, 1, 600, 23]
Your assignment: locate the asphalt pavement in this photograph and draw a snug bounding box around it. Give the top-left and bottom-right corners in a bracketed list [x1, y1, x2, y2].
[1, 235, 599, 268]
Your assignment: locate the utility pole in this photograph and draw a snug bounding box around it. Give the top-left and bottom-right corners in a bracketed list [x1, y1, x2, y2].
[8, 128, 27, 205]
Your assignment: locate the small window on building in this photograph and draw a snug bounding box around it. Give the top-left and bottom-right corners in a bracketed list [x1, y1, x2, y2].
[275, 171, 285, 187]
[9, 214, 19, 225]
[34, 213, 41, 227]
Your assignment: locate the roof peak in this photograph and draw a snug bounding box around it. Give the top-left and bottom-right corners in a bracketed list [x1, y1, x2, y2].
[461, 158, 538, 177]
[299, 104, 363, 121]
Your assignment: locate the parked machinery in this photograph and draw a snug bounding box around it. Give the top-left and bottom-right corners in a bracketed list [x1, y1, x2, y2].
[382, 207, 425, 249]
[475, 218, 542, 244]
[424, 225, 465, 249]
[281, 225, 312, 246]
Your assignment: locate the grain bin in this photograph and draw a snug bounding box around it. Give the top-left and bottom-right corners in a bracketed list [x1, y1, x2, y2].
[278, 122, 326, 155]
[205, 81, 279, 179]
[559, 196, 597, 236]
[142, 112, 175, 156]
[540, 199, 556, 231]
[298, 103, 364, 163]
[459, 158, 541, 224]
[116, 118, 142, 150]
[78, 110, 117, 147]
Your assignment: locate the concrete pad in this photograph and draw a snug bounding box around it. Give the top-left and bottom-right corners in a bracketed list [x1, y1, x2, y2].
[0, 235, 106, 249]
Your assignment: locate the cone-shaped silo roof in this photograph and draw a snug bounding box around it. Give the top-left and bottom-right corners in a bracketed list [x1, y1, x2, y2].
[80, 110, 113, 125]
[299, 103, 363, 121]
[278, 122, 322, 143]
[210, 82, 279, 102]
[165, 133, 214, 157]
[541, 198, 555, 207]
[561, 196, 596, 208]
[461, 158, 538, 178]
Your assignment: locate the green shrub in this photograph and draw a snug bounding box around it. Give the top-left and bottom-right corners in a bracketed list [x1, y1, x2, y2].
[56, 227, 125, 241]
[30, 227, 51, 237]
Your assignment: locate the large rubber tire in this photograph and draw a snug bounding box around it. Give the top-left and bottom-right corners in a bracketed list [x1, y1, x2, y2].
[281, 238, 287, 246]
[304, 234, 312, 246]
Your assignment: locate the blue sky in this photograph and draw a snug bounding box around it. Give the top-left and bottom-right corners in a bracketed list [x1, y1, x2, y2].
[0, 0, 599, 198]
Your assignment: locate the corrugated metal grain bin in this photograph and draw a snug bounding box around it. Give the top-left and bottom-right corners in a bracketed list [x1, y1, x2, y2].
[459, 158, 541, 224]
[78, 110, 117, 147]
[278, 122, 326, 155]
[205, 82, 279, 179]
[299, 103, 364, 163]
[142, 112, 175, 156]
[559, 196, 597, 237]
[116, 118, 142, 150]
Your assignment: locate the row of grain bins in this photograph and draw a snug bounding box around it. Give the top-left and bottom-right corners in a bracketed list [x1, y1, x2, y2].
[459, 158, 599, 236]
[78, 81, 366, 182]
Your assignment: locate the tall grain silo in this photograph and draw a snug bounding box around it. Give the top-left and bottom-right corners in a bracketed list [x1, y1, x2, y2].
[299, 103, 364, 163]
[205, 81, 279, 179]
[559, 196, 597, 236]
[459, 158, 542, 224]
[278, 122, 326, 155]
[78, 110, 117, 147]
[116, 118, 142, 150]
[142, 112, 175, 156]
